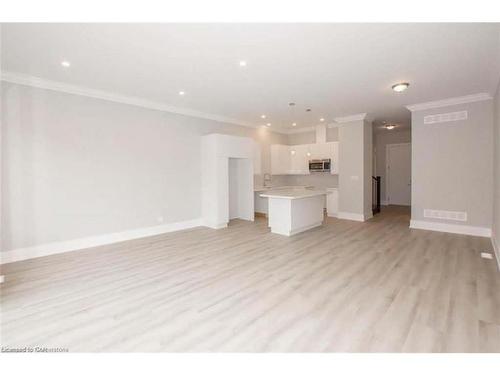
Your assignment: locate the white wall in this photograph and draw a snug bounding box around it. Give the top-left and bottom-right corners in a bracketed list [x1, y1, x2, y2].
[1, 82, 287, 251]
[374, 129, 411, 204]
[411, 99, 494, 232]
[287, 127, 339, 145]
[493, 83, 500, 261]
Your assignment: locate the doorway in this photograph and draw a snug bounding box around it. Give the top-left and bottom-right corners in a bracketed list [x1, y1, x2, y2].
[228, 158, 254, 221]
[386, 143, 411, 206]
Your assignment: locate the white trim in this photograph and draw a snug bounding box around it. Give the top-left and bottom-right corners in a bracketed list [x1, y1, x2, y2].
[385, 143, 411, 206]
[406, 93, 492, 112]
[409, 219, 492, 238]
[381, 200, 389, 206]
[0, 218, 203, 265]
[1, 71, 295, 135]
[338, 212, 367, 222]
[492, 233, 500, 272]
[333, 113, 367, 123]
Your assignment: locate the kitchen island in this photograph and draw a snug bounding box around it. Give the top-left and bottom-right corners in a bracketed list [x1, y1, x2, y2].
[260, 187, 328, 236]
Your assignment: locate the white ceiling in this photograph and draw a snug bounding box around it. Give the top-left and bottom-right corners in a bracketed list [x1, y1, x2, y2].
[2, 23, 499, 133]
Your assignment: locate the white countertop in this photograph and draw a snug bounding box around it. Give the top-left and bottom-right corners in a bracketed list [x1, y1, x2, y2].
[260, 187, 329, 200]
[254, 185, 313, 192]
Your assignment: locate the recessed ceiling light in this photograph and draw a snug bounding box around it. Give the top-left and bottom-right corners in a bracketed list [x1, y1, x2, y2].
[239, 61, 247, 67]
[392, 82, 410, 92]
[266, 123, 271, 127]
[261, 114, 266, 119]
[320, 118, 325, 122]
[61, 60, 71, 68]
[292, 123, 297, 127]
[179, 91, 185, 96]
[307, 152, 311, 157]
[385, 124, 395, 130]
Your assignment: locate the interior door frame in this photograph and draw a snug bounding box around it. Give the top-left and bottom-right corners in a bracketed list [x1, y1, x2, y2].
[385, 142, 411, 205]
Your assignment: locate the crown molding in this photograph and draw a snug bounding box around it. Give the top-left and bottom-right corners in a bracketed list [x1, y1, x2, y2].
[333, 113, 367, 123]
[406, 93, 492, 112]
[1, 70, 291, 135]
[286, 126, 316, 134]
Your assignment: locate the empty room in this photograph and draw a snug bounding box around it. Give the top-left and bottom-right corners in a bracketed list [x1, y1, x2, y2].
[1, 4, 500, 371]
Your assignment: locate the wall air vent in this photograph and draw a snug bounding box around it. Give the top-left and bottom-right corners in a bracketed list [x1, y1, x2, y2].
[423, 209, 467, 222]
[424, 111, 468, 125]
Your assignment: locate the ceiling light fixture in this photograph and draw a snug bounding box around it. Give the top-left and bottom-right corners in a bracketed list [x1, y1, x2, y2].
[266, 123, 271, 127]
[385, 124, 395, 130]
[307, 152, 311, 157]
[61, 60, 71, 68]
[261, 115, 266, 119]
[178, 91, 185, 96]
[292, 123, 297, 127]
[320, 118, 325, 122]
[239, 61, 247, 67]
[391, 82, 410, 92]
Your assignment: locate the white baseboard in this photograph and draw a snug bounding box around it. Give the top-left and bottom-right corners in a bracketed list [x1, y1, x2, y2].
[381, 200, 388, 206]
[492, 233, 500, 272]
[338, 212, 367, 222]
[409, 219, 492, 238]
[0, 218, 203, 265]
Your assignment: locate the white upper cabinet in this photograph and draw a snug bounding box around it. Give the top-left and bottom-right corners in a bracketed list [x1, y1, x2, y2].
[253, 141, 262, 175]
[289, 144, 310, 175]
[271, 141, 340, 176]
[271, 144, 290, 175]
[330, 141, 339, 175]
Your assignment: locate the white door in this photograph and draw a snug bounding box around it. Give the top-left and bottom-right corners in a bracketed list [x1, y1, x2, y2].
[386, 143, 411, 206]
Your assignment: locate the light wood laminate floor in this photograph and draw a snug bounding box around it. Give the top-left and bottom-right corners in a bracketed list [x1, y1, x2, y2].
[1, 206, 499, 352]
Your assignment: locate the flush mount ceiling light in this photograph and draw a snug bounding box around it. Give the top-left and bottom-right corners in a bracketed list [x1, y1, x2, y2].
[292, 123, 297, 127]
[261, 114, 266, 119]
[319, 118, 325, 122]
[61, 60, 71, 68]
[239, 60, 247, 67]
[178, 91, 185, 96]
[391, 82, 410, 92]
[266, 123, 271, 127]
[385, 124, 396, 130]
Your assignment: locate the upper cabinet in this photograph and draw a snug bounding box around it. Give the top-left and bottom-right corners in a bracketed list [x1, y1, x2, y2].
[289, 144, 310, 175]
[271, 144, 291, 175]
[331, 141, 339, 175]
[271, 141, 340, 176]
[253, 141, 262, 175]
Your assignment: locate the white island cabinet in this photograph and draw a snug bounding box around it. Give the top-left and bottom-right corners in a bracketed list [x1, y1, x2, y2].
[260, 188, 328, 236]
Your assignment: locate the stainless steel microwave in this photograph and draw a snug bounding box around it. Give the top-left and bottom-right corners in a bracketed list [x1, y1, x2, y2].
[309, 159, 331, 172]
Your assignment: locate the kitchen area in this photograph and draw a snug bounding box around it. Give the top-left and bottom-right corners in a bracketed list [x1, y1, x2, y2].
[253, 132, 340, 236]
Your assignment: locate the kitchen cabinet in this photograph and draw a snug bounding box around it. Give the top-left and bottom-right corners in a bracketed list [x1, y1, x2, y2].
[271, 141, 340, 176]
[271, 144, 290, 175]
[289, 144, 310, 175]
[253, 142, 262, 175]
[330, 141, 339, 175]
[326, 188, 339, 217]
